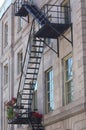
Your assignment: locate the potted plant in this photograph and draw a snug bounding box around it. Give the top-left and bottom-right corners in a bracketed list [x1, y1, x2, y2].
[30, 112, 43, 123]
[6, 97, 17, 120]
[7, 106, 15, 120]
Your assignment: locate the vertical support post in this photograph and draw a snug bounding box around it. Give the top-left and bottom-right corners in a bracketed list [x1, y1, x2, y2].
[57, 38, 59, 57]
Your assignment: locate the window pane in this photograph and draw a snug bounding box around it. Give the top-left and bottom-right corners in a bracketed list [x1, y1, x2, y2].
[4, 64, 8, 85]
[17, 17, 22, 32]
[45, 68, 54, 113]
[17, 51, 23, 75]
[32, 82, 38, 110]
[65, 57, 73, 80]
[4, 22, 8, 47]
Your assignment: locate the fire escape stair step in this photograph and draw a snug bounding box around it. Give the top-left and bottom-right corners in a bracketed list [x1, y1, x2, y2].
[29, 62, 40, 64]
[13, 105, 24, 109]
[32, 45, 44, 48]
[25, 78, 37, 80]
[24, 83, 35, 85]
[22, 93, 33, 95]
[30, 56, 41, 59]
[23, 88, 34, 90]
[26, 72, 38, 75]
[21, 103, 31, 105]
[22, 98, 32, 100]
[27, 67, 39, 69]
[31, 51, 43, 53]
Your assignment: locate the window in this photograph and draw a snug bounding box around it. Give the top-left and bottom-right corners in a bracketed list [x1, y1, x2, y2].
[4, 64, 8, 85]
[4, 22, 8, 47]
[17, 17, 22, 32]
[32, 83, 38, 110]
[63, 53, 74, 105]
[44, 38, 51, 45]
[17, 51, 23, 75]
[45, 68, 54, 113]
[61, 0, 70, 24]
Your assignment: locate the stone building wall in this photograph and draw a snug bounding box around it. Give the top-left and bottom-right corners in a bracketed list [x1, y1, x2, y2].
[0, 0, 86, 130]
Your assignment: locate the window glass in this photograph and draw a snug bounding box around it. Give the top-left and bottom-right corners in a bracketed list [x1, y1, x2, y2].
[4, 64, 8, 85]
[32, 82, 38, 110]
[61, 0, 70, 24]
[17, 17, 22, 32]
[17, 51, 23, 75]
[45, 68, 54, 113]
[4, 22, 8, 48]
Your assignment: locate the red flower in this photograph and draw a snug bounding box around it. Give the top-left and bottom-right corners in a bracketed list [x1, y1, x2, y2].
[32, 112, 43, 118]
[5, 97, 17, 107]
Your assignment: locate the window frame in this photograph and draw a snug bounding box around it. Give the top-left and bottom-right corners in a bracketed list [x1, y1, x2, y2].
[17, 50, 23, 75]
[17, 17, 22, 33]
[4, 64, 8, 85]
[32, 82, 38, 110]
[45, 67, 54, 113]
[63, 53, 74, 105]
[4, 22, 8, 48]
[61, 0, 70, 24]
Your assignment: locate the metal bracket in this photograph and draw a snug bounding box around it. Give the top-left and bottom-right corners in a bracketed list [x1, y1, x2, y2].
[48, 22, 73, 46]
[34, 38, 58, 55]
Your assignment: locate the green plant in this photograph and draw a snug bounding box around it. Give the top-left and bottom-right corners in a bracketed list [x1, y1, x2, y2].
[7, 106, 15, 120]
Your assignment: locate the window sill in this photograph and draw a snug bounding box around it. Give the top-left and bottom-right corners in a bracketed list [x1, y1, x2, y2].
[44, 100, 85, 125]
[45, 109, 54, 115]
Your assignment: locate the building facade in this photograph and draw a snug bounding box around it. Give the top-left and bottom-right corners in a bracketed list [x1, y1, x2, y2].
[0, 0, 86, 130]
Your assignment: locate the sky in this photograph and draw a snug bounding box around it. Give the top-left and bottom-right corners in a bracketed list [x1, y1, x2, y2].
[0, 0, 5, 8]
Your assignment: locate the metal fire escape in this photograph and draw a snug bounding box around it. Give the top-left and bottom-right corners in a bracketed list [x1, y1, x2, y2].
[8, 0, 73, 127]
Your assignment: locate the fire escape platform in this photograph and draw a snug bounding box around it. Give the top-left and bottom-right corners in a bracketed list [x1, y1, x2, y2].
[15, 6, 28, 17]
[8, 117, 29, 124]
[35, 23, 71, 39]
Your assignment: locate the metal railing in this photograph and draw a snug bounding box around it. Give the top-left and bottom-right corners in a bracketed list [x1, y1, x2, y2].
[41, 4, 71, 24]
[14, 0, 71, 25]
[14, 0, 29, 14]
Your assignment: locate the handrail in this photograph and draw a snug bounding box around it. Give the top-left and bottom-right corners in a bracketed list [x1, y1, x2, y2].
[41, 4, 71, 24]
[17, 19, 35, 105]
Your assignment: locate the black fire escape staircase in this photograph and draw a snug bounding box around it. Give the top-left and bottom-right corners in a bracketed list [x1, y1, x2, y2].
[8, 0, 73, 127]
